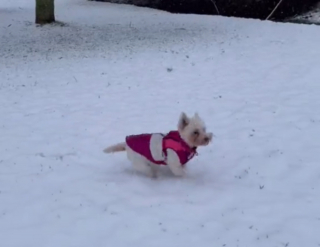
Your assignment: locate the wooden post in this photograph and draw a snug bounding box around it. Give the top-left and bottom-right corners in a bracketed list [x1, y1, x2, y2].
[35, 0, 55, 24]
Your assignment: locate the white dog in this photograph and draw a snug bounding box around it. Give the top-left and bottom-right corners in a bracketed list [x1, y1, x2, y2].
[103, 112, 213, 178]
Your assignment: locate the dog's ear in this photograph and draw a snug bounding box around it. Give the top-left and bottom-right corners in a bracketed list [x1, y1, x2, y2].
[194, 112, 202, 122]
[178, 112, 189, 131]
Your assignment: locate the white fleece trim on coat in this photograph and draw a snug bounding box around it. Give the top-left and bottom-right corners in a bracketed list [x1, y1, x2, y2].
[149, 133, 165, 162]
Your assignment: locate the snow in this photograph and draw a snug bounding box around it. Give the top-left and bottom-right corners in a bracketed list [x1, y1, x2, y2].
[1, 0, 320, 247]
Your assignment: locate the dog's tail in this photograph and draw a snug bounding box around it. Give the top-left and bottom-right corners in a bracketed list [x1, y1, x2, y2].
[103, 142, 126, 153]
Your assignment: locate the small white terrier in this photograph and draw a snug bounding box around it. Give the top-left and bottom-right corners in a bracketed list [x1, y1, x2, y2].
[103, 112, 213, 178]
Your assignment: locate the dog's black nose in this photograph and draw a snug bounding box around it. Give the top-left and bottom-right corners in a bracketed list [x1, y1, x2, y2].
[204, 137, 209, 142]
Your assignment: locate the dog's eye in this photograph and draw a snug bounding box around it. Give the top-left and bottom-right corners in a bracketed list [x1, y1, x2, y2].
[193, 130, 199, 136]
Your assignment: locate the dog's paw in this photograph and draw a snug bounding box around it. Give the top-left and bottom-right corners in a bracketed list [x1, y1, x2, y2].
[172, 167, 187, 177]
[150, 170, 158, 179]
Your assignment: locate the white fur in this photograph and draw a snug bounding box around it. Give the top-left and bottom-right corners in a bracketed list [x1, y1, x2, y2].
[126, 144, 159, 178]
[103, 112, 213, 178]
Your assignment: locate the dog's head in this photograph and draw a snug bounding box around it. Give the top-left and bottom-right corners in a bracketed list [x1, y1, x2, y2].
[177, 112, 213, 148]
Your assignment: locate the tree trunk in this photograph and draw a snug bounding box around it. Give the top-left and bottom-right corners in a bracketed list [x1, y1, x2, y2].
[35, 0, 55, 24]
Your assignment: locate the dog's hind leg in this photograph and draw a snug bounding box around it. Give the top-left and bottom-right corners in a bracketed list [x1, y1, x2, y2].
[132, 161, 157, 178]
[126, 146, 157, 177]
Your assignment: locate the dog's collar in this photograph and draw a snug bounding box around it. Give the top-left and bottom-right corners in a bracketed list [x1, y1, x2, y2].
[192, 147, 198, 155]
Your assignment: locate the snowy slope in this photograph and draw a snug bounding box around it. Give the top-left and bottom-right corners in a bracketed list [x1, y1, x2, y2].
[1, 1, 320, 247]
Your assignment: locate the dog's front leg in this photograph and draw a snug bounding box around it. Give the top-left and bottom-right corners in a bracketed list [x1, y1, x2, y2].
[166, 149, 186, 177]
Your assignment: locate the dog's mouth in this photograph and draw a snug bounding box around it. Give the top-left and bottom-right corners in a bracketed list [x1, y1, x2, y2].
[203, 137, 210, 145]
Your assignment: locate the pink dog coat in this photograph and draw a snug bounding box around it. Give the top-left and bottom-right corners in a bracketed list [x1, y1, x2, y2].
[125, 131, 197, 166]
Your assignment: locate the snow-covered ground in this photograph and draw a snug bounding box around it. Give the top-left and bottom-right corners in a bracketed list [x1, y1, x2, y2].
[1, 0, 320, 247]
